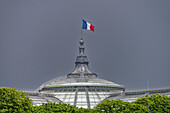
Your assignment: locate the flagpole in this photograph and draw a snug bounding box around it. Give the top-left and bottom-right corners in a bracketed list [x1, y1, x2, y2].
[81, 17, 83, 40]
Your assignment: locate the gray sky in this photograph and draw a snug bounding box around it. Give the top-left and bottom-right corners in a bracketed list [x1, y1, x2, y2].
[0, 0, 170, 91]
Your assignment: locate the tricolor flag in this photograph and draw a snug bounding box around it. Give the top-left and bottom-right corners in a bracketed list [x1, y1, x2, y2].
[82, 19, 95, 32]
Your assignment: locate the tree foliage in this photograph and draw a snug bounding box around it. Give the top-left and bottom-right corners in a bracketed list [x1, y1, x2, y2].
[94, 99, 149, 113]
[32, 102, 94, 113]
[0, 87, 169, 113]
[0, 87, 33, 113]
[133, 93, 170, 113]
[94, 94, 170, 113]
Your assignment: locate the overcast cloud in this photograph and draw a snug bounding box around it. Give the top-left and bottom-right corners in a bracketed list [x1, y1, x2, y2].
[0, 0, 170, 91]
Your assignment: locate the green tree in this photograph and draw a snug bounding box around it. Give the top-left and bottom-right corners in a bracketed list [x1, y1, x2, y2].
[32, 102, 94, 113]
[125, 103, 149, 113]
[94, 99, 127, 113]
[133, 93, 170, 113]
[33, 102, 78, 113]
[94, 99, 149, 113]
[77, 107, 94, 113]
[0, 87, 33, 113]
[1, 87, 169, 113]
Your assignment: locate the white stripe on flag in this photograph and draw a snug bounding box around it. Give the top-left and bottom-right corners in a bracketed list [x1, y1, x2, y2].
[87, 22, 91, 30]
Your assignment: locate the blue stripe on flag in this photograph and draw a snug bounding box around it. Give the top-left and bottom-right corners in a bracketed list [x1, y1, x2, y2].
[82, 20, 87, 29]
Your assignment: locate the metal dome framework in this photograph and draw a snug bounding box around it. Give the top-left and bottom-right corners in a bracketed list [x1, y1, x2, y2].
[38, 38, 125, 108]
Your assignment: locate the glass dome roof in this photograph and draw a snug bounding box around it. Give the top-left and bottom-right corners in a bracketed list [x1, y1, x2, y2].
[38, 76, 124, 90]
[37, 38, 125, 108]
[38, 76, 124, 108]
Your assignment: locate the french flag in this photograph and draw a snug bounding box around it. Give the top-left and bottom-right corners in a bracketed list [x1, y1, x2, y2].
[82, 20, 95, 32]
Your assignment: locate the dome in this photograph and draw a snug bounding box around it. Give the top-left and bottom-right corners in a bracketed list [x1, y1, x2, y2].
[38, 38, 125, 108]
[39, 77, 123, 90]
[38, 76, 124, 108]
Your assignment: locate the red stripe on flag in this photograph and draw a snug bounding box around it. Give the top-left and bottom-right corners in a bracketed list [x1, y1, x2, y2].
[90, 24, 95, 32]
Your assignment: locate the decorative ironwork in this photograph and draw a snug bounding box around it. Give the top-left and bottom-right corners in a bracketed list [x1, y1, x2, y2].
[67, 38, 97, 78]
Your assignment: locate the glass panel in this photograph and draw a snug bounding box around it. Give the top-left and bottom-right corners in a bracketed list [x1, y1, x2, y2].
[69, 98, 74, 102]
